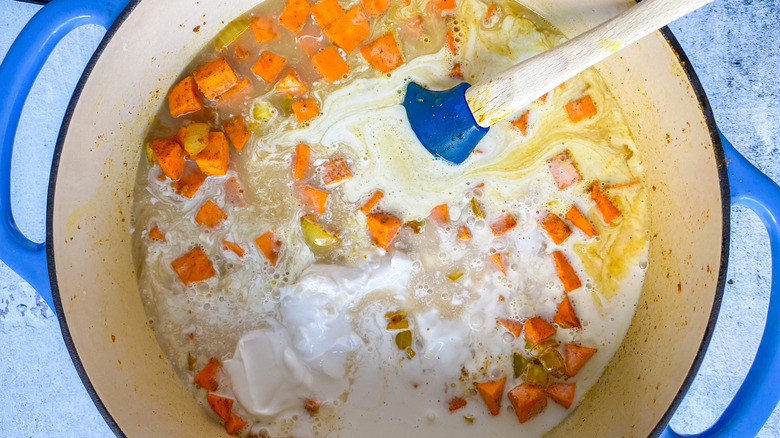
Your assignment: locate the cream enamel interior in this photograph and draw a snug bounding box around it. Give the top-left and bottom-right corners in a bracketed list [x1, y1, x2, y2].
[50, 0, 724, 436]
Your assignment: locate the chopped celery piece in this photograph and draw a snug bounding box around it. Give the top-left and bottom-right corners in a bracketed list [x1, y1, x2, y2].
[385, 310, 408, 321]
[300, 216, 340, 250]
[447, 271, 464, 281]
[387, 319, 409, 330]
[145, 141, 155, 167]
[406, 347, 416, 358]
[470, 197, 485, 218]
[405, 220, 425, 234]
[252, 102, 273, 121]
[538, 349, 566, 377]
[524, 363, 549, 387]
[463, 416, 474, 423]
[182, 122, 210, 156]
[214, 17, 250, 50]
[187, 353, 197, 371]
[513, 352, 528, 378]
[395, 330, 412, 350]
[525, 341, 533, 350]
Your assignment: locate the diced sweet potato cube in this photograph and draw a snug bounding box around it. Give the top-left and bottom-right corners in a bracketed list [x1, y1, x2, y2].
[168, 76, 202, 117]
[430, 204, 449, 223]
[366, 212, 402, 249]
[538, 212, 572, 245]
[255, 231, 281, 266]
[554, 295, 581, 329]
[195, 200, 227, 228]
[251, 16, 277, 42]
[300, 185, 329, 214]
[498, 318, 523, 337]
[511, 110, 530, 135]
[279, 0, 311, 32]
[312, 46, 350, 82]
[361, 33, 404, 73]
[152, 139, 186, 180]
[474, 377, 505, 416]
[171, 170, 206, 198]
[171, 247, 216, 285]
[222, 240, 245, 257]
[552, 251, 582, 292]
[235, 44, 249, 60]
[148, 226, 165, 241]
[449, 63, 463, 78]
[225, 176, 245, 205]
[446, 26, 457, 54]
[293, 144, 310, 180]
[311, 0, 344, 27]
[490, 213, 517, 236]
[320, 157, 353, 184]
[536, 92, 549, 104]
[489, 253, 506, 275]
[216, 78, 251, 101]
[523, 316, 556, 345]
[565, 95, 597, 122]
[590, 182, 621, 224]
[293, 98, 320, 122]
[206, 393, 234, 421]
[457, 225, 472, 241]
[225, 412, 247, 435]
[565, 205, 597, 238]
[325, 6, 369, 53]
[363, 0, 389, 15]
[222, 116, 251, 152]
[430, 0, 456, 14]
[193, 57, 239, 100]
[547, 150, 581, 190]
[194, 132, 229, 176]
[448, 397, 467, 412]
[275, 70, 308, 94]
[563, 343, 597, 377]
[360, 190, 383, 214]
[194, 357, 220, 391]
[485, 3, 500, 22]
[304, 398, 322, 415]
[174, 126, 187, 149]
[546, 382, 576, 409]
[508, 383, 548, 423]
[252, 51, 286, 83]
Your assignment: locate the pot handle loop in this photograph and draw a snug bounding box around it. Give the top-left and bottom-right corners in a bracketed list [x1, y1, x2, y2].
[0, 0, 129, 313]
[662, 131, 780, 438]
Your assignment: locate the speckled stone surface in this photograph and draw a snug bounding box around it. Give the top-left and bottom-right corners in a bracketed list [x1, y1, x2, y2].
[0, 0, 778, 436]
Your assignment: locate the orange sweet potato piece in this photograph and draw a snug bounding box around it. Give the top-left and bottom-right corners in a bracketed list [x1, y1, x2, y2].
[225, 176, 245, 205]
[366, 212, 402, 249]
[538, 212, 572, 245]
[565, 95, 597, 123]
[325, 6, 369, 53]
[547, 150, 581, 190]
[255, 231, 281, 266]
[511, 110, 530, 135]
[563, 343, 597, 377]
[312, 46, 350, 82]
[292, 144, 310, 180]
[275, 70, 308, 94]
[490, 213, 517, 236]
[222, 240, 245, 257]
[194, 132, 229, 176]
[172, 247, 216, 285]
[361, 33, 404, 73]
[565, 205, 597, 238]
[554, 295, 581, 329]
[252, 51, 286, 83]
[449, 63, 463, 78]
[430, 204, 449, 223]
[216, 78, 251, 102]
[498, 318, 523, 337]
[607, 180, 640, 191]
[311, 0, 344, 27]
[446, 26, 457, 54]
[536, 93, 549, 104]
[148, 226, 165, 241]
[321, 157, 353, 184]
[293, 98, 320, 122]
[300, 185, 329, 214]
[251, 16, 278, 43]
[546, 382, 576, 409]
[304, 398, 322, 415]
[172, 170, 206, 198]
[194, 357, 220, 391]
[279, 0, 311, 33]
[489, 253, 506, 275]
[363, 0, 389, 16]
[589, 182, 621, 224]
[523, 316, 556, 345]
[457, 225, 472, 241]
[552, 251, 581, 292]
[225, 412, 247, 435]
[195, 200, 227, 228]
[222, 116, 251, 152]
[360, 190, 383, 214]
[507, 383, 548, 423]
[235, 44, 249, 60]
[485, 2, 500, 22]
[206, 393, 234, 421]
[448, 397, 467, 412]
[152, 139, 186, 180]
[430, 0, 456, 15]
[193, 57, 239, 100]
[174, 126, 187, 148]
[474, 377, 505, 416]
[168, 76, 203, 117]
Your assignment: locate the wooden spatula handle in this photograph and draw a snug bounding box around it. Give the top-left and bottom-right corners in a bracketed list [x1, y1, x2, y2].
[465, 0, 714, 127]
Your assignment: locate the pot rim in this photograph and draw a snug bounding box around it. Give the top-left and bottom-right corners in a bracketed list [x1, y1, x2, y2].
[44, 2, 731, 436]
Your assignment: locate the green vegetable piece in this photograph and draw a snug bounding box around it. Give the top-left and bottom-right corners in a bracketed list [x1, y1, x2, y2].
[405, 220, 425, 234]
[387, 319, 409, 330]
[385, 310, 408, 321]
[187, 353, 197, 371]
[406, 347, 416, 358]
[524, 363, 549, 387]
[395, 330, 412, 350]
[145, 141, 155, 167]
[525, 341, 533, 350]
[513, 352, 528, 378]
[463, 416, 475, 423]
[447, 271, 464, 281]
[538, 348, 566, 377]
[214, 17, 250, 50]
[182, 122, 210, 156]
[252, 102, 273, 121]
[300, 216, 340, 250]
[470, 197, 485, 218]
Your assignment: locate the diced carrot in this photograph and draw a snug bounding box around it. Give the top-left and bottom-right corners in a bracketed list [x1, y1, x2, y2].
[192, 57, 239, 100]
[291, 144, 311, 180]
[311, 0, 344, 27]
[320, 157, 353, 184]
[194, 357, 220, 391]
[293, 98, 320, 122]
[523, 316, 556, 345]
[511, 110, 530, 135]
[363, 0, 389, 16]
[312, 46, 350, 82]
[565, 205, 597, 238]
[448, 397, 467, 412]
[554, 295, 581, 329]
[474, 377, 505, 416]
[607, 181, 640, 191]
[250, 16, 278, 43]
[449, 63, 463, 78]
[485, 3, 500, 22]
[498, 318, 523, 337]
[148, 226, 165, 241]
[547, 150, 582, 190]
[552, 251, 581, 292]
[225, 176, 245, 205]
[490, 213, 517, 236]
[225, 412, 247, 435]
[216, 78, 251, 101]
[324, 6, 369, 53]
[538, 212, 572, 245]
[168, 76, 203, 117]
[152, 139, 186, 180]
[366, 212, 402, 250]
[360, 190, 384, 214]
[222, 240, 245, 257]
[275, 70, 308, 94]
[222, 116, 251, 152]
[446, 26, 457, 54]
[536, 93, 548, 104]
[300, 185, 329, 214]
[206, 393, 234, 421]
[360, 33, 404, 73]
[172, 247, 216, 285]
[565, 95, 597, 123]
[457, 226, 472, 241]
[546, 382, 576, 409]
[235, 44, 249, 60]
[195, 200, 227, 228]
[590, 182, 621, 223]
[255, 230, 281, 266]
[498, 294, 505, 301]
[563, 343, 597, 377]
[194, 132, 229, 176]
[304, 398, 321, 415]
[489, 253, 506, 275]
[430, 0, 456, 15]
[279, 0, 311, 33]
[252, 51, 286, 83]
[172, 170, 206, 198]
[507, 383, 548, 423]
[430, 204, 449, 223]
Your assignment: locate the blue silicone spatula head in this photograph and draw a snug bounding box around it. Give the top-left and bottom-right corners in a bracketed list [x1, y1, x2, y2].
[403, 82, 489, 165]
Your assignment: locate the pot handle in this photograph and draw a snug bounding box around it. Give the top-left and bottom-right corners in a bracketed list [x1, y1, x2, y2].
[0, 0, 130, 313]
[662, 131, 780, 438]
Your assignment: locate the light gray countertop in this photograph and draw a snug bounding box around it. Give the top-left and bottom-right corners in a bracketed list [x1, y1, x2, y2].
[0, 0, 778, 436]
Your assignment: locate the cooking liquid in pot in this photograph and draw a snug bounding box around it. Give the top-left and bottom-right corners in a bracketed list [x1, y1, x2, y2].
[131, 0, 649, 436]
